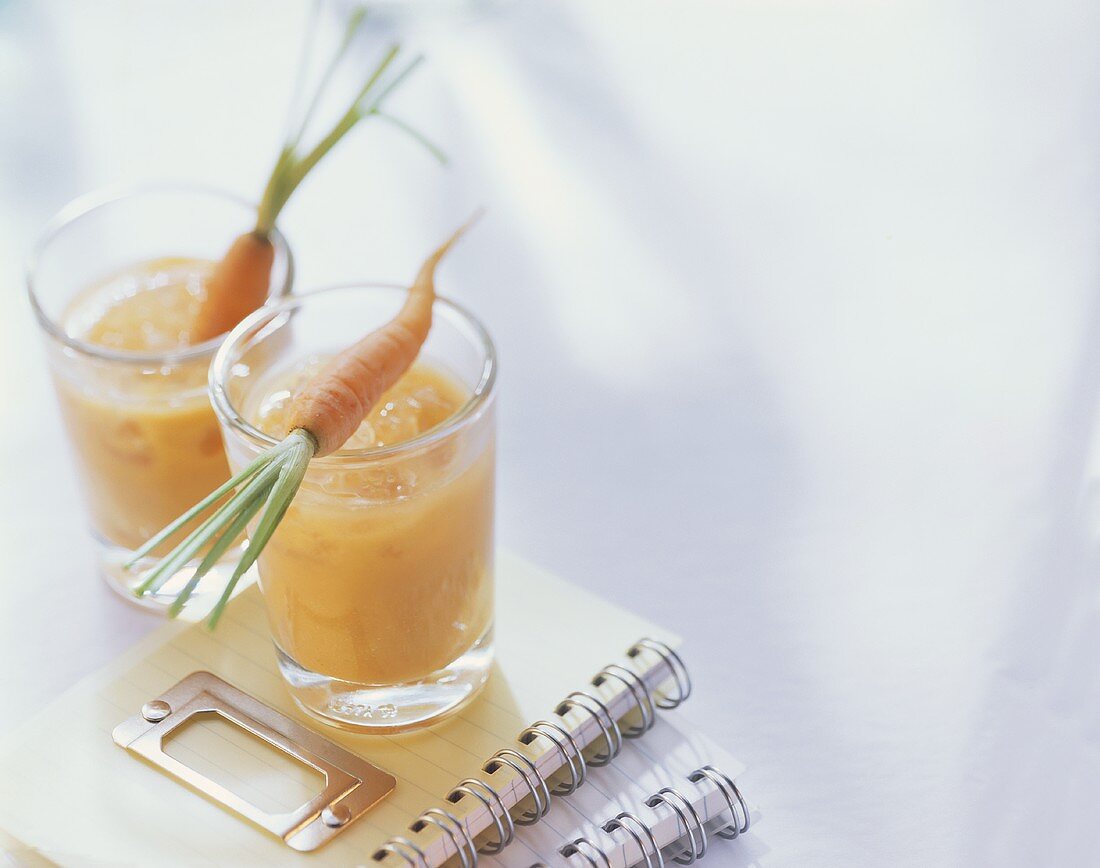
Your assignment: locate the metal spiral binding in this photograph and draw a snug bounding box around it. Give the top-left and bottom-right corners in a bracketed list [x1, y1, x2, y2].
[560, 836, 613, 868]
[410, 807, 478, 868]
[602, 812, 665, 868]
[483, 748, 551, 825]
[626, 639, 692, 709]
[555, 690, 623, 766]
[591, 663, 656, 737]
[376, 639, 695, 867]
[645, 787, 707, 865]
[687, 766, 750, 839]
[372, 836, 429, 867]
[519, 719, 587, 795]
[447, 778, 515, 854]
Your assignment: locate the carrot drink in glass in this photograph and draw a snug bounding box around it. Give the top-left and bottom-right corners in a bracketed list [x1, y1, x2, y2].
[27, 186, 292, 609]
[211, 285, 496, 732]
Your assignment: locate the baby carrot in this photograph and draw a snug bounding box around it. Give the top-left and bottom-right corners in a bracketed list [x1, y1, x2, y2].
[286, 213, 479, 456]
[127, 218, 479, 626]
[189, 7, 443, 343]
[190, 232, 275, 343]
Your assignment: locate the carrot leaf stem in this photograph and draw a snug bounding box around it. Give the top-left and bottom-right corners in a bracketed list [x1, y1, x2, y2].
[165, 492, 265, 618]
[256, 46, 402, 234]
[205, 435, 313, 629]
[371, 110, 448, 165]
[255, 146, 298, 241]
[287, 6, 370, 152]
[253, 25, 437, 237]
[131, 428, 316, 625]
[359, 53, 424, 112]
[132, 454, 287, 596]
[123, 444, 281, 567]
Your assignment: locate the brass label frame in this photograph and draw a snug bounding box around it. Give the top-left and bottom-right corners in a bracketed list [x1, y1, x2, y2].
[113, 671, 396, 851]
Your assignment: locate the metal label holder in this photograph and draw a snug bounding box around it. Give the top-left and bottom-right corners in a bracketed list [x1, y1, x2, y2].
[112, 671, 396, 852]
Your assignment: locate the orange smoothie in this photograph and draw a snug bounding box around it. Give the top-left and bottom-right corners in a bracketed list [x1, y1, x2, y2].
[241, 361, 495, 686]
[54, 258, 229, 550]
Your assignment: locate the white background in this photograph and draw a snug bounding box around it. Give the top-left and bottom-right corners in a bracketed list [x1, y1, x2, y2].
[2, 1, 1099, 865]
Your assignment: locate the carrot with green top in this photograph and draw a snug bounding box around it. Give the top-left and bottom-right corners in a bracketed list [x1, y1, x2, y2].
[189, 6, 445, 343]
[126, 217, 479, 626]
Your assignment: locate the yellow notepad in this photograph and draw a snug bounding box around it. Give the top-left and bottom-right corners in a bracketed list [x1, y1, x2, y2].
[0, 551, 675, 865]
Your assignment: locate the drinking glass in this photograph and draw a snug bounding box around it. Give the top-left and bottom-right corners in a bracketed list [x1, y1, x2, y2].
[27, 185, 293, 610]
[211, 284, 497, 732]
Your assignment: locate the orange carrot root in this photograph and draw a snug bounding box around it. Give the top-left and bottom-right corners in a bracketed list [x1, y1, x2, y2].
[190, 232, 275, 343]
[287, 216, 479, 457]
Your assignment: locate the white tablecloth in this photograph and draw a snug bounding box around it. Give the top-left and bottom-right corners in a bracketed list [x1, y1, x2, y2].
[1, 1, 1098, 864]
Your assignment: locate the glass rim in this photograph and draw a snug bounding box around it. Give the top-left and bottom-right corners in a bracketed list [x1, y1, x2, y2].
[210, 283, 498, 463]
[25, 181, 295, 365]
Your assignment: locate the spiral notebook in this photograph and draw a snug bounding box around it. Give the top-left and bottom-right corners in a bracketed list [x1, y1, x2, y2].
[0, 552, 756, 867]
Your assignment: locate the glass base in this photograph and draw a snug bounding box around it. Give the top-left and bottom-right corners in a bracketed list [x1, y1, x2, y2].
[275, 627, 494, 733]
[96, 534, 255, 621]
